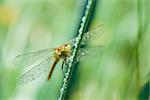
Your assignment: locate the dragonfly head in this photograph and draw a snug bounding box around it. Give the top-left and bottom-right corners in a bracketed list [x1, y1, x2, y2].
[63, 43, 71, 51]
[61, 43, 71, 57]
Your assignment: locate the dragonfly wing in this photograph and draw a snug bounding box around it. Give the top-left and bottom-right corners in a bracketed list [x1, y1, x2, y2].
[67, 25, 107, 62]
[76, 46, 104, 63]
[13, 48, 53, 68]
[18, 57, 52, 84]
[68, 25, 107, 48]
[81, 25, 107, 46]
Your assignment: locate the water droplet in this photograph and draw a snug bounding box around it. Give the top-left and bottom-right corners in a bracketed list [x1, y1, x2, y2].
[86, 4, 90, 9]
[65, 73, 69, 76]
[85, 10, 89, 15]
[63, 84, 66, 89]
[68, 68, 71, 73]
[86, 32, 90, 35]
[79, 28, 83, 33]
[82, 16, 86, 22]
[60, 88, 64, 92]
[88, 1, 92, 5]
[64, 78, 67, 82]
[81, 23, 85, 28]
[58, 98, 61, 100]
[81, 52, 85, 56]
[76, 37, 80, 41]
[79, 29, 82, 34]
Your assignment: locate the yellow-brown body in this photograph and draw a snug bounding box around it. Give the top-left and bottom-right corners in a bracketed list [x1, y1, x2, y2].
[47, 43, 71, 80]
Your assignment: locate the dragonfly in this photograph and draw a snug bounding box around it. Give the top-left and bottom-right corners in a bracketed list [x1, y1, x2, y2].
[14, 25, 106, 84]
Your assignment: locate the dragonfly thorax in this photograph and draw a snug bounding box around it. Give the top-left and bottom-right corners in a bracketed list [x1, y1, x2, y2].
[54, 43, 71, 59]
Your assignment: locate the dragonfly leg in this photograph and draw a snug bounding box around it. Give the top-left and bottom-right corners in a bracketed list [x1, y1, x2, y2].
[64, 58, 69, 66]
[61, 60, 65, 77]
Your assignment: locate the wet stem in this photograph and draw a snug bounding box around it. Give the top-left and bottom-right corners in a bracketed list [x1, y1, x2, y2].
[58, 0, 96, 99]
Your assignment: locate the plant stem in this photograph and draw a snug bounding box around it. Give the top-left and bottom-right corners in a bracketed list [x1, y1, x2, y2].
[58, 0, 96, 99]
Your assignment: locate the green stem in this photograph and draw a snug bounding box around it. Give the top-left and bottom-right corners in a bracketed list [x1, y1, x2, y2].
[58, 0, 95, 99]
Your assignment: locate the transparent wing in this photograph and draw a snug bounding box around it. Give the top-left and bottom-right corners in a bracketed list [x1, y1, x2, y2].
[13, 48, 53, 68]
[17, 57, 51, 84]
[65, 25, 107, 63]
[76, 46, 104, 63]
[81, 25, 106, 45]
[68, 25, 107, 48]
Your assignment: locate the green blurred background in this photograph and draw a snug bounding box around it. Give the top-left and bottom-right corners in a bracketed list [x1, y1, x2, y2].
[0, 0, 149, 100]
